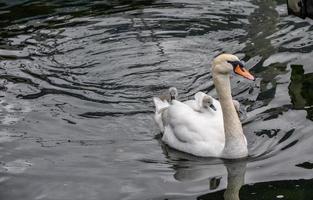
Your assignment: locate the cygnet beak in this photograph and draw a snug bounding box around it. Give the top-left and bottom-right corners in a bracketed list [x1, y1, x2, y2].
[210, 104, 217, 111]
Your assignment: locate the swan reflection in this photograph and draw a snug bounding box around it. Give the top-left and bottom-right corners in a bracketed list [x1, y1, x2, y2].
[163, 145, 246, 200]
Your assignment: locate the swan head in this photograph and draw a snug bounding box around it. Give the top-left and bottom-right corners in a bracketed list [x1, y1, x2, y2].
[212, 54, 255, 81]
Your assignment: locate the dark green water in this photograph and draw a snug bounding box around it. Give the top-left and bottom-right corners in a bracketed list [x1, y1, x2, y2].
[0, 0, 313, 199]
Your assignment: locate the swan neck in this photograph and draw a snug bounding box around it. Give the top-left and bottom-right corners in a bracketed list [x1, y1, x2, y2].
[213, 72, 248, 158]
[214, 74, 232, 101]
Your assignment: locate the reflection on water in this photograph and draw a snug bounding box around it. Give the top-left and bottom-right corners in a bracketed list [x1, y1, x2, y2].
[166, 144, 247, 200]
[161, 144, 246, 199]
[195, 160, 246, 200]
[185, 161, 246, 200]
[289, 64, 313, 120]
[0, 0, 313, 199]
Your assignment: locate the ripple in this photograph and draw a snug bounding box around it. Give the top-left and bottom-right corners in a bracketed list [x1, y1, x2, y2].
[1, 159, 32, 174]
[1, 0, 313, 199]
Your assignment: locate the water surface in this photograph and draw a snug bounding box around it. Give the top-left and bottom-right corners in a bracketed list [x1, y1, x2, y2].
[0, 0, 313, 199]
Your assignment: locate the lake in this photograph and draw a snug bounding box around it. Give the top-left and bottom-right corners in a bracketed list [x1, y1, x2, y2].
[0, 0, 313, 199]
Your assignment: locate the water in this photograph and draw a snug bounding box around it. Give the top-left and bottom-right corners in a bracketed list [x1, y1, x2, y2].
[0, 0, 313, 199]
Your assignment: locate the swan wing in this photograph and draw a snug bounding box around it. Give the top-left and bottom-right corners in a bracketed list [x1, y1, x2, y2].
[168, 100, 224, 141]
[160, 100, 225, 157]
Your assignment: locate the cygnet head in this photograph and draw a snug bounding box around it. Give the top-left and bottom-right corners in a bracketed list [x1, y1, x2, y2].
[195, 92, 216, 111]
[212, 54, 255, 81]
[169, 87, 178, 100]
[202, 95, 213, 108]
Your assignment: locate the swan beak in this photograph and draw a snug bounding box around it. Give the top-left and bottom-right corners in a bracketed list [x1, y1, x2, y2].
[234, 65, 255, 81]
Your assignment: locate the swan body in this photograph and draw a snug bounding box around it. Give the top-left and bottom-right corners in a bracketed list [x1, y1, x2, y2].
[154, 92, 225, 157]
[163, 99, 225, 157]
[153, 54, 254, 158]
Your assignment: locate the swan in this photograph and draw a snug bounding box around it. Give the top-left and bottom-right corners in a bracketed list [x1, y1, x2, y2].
[153, 54, 255, 158]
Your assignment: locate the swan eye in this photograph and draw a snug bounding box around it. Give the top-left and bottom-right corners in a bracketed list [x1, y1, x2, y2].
[229, 61, 255, 80]
[227, 60, 244, 71]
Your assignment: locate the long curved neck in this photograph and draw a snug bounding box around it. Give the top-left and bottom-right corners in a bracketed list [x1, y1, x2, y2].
[213, 71, 248, 158]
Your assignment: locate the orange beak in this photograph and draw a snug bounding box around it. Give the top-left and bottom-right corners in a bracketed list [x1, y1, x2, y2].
[234, 65, 255, 81]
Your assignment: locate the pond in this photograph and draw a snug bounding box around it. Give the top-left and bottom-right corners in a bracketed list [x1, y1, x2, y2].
[0, 0, 313, 199]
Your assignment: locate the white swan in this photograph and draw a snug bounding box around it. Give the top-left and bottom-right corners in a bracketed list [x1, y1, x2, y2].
[153, 54, 255, 158]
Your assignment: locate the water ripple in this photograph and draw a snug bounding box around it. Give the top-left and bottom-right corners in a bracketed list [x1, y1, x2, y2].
[1, 0, 313, 199]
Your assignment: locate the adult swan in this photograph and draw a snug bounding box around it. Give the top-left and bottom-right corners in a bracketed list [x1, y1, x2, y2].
[153, 54, 255, 159]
